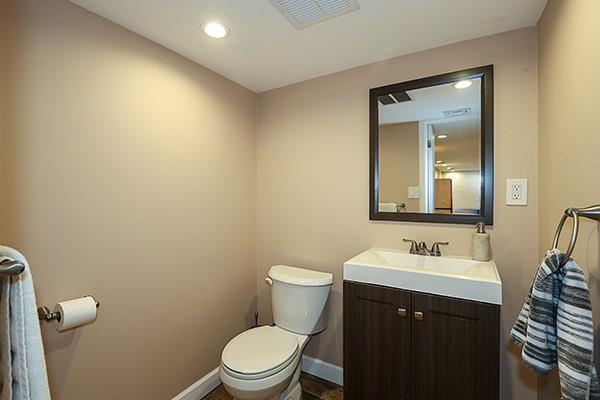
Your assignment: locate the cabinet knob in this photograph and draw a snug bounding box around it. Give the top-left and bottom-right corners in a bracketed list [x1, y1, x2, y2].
[397, 308, 407, 318]
[414, 311, 424, 321]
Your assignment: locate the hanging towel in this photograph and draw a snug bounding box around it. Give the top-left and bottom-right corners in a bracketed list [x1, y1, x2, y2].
[0, 246, 51, 400]
[511, 248, 600, 400]
[378, 203, 397, 212]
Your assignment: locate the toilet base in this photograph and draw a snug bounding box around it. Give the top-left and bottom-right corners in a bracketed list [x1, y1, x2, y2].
[232, 383, 301, 400]
[276, 382, 302, 400]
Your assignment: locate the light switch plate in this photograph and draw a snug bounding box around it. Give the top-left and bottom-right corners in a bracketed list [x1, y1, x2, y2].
[506, 178, 528, 206]
[408, 186, 421, 199]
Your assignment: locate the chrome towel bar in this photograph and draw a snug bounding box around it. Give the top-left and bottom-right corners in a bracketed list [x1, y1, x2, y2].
[0, 259, 25, 277]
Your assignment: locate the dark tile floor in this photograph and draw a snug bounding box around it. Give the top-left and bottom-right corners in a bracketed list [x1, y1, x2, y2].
[203, 373, 343, 400]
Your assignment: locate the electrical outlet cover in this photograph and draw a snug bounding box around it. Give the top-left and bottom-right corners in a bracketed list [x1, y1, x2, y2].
[408, 186, 421, 199]
[506, 178, 528, 206]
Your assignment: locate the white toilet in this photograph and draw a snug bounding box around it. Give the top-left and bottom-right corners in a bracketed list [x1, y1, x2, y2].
[219, 265, 333, 400]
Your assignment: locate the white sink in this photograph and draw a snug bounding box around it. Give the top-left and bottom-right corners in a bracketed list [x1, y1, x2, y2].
[343, 248, 502, 305]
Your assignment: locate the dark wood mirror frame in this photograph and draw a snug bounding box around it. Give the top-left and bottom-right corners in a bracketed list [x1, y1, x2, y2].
[370, 65, 494, 225]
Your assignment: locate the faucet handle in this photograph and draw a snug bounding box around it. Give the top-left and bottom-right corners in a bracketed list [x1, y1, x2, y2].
[403, 239, 419, 254]
[431, 241, 449, 256]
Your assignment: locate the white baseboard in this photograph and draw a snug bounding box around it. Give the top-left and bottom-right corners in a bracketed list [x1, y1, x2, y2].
[301, 355, 343, 386]
[172, 367, 221, 400]
[172, 356, 343, 400]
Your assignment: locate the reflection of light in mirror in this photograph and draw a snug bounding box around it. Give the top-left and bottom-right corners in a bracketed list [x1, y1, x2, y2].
[436, 160, 443, 164]
[454, 80, 472, 89]
[437, 134, 448, 139]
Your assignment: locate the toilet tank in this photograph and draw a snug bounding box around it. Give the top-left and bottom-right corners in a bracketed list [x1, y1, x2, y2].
[267, 265, 333, 335]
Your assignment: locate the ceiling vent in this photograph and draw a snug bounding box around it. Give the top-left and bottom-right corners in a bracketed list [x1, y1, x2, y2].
[443, 107, 472, 118]
[270, 0, 360, 29]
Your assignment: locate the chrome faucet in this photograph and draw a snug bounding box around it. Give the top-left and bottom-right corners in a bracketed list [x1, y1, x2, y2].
[403, 239, 419, 254]
[430, 241, 450, 257]
[403, 239, 449, 257]
[418, 241, 433, 256]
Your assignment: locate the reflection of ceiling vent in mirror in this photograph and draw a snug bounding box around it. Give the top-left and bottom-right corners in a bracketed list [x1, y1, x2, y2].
[391, 91, 412, 103]
[443, 107, 472, 118]
[269, 0, 360, 29]
[378, 91, 413, 106]
[378, 95, 395, 105]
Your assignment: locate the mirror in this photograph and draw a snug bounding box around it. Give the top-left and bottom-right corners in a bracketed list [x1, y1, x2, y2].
[370, 65, 493, 224]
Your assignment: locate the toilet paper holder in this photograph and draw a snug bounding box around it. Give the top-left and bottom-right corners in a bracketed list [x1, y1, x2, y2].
[38, 295, 100, 322]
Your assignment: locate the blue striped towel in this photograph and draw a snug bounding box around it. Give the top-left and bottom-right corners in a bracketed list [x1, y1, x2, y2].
[511, 249, 600, 400]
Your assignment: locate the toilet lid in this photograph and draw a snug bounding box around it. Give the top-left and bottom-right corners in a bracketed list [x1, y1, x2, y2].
[222, 326, 299, 377]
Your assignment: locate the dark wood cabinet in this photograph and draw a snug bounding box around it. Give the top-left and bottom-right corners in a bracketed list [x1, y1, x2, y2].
[344, 281, 500, 400]
[411, 291, 500, 399]
[343, 281, 412, 400]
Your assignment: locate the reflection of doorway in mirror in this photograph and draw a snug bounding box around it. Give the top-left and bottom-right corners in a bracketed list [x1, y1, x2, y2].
[441, 171, 481, 214]
[435, 178, 453, 213]
[418, 122, 435, 213]
[429, 115, 481, 215]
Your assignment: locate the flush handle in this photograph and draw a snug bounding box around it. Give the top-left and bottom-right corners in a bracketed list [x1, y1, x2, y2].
[265, 277, 274, 286]
[414, 311, 424, 321]
[397, 308, 407, 318]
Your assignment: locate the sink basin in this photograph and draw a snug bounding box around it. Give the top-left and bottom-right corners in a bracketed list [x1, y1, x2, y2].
[343, 248, 502, 304]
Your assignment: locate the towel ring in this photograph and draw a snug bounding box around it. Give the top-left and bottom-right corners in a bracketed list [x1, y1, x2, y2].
[0, 259, 25, 277]
[552, 208, 580, 264]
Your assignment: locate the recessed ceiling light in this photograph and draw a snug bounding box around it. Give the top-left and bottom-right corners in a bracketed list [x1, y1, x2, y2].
[201, 22, 230, 39]
[436, 160, 443, 164]
[454, 80, 472, 89]
[437, 134, 448, 139]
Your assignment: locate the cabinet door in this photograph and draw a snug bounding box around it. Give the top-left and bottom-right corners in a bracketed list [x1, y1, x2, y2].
[344, 281, 411, 400]
[411, 292, 500, 400]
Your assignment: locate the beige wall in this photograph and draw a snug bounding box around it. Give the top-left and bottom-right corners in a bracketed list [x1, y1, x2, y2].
[0, 0, 257, 399]
[257, 27, 539, 400]
[378, 122, 420, 211]
[0, 0, 15, 238]
[538, 1, 600, 398]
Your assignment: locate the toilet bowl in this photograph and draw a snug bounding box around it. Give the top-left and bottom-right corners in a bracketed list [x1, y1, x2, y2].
[220, 265, 333, 400]
[219, 326, 309, 400]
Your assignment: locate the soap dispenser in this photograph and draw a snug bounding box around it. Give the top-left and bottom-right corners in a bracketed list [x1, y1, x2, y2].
[472, 222, 491, 261]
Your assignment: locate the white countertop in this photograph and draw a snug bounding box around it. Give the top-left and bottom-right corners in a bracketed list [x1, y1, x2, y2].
[343, 248, 502, 305]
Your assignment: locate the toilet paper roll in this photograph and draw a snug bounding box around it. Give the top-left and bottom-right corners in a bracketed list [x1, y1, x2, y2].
[53, 296, 98, 332]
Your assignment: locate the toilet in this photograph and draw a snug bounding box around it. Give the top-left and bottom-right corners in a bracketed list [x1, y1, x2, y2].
[219, 265, 333, 400]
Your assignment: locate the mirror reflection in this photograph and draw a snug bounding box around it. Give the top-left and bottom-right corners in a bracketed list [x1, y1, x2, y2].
[377, 78, 482, 215]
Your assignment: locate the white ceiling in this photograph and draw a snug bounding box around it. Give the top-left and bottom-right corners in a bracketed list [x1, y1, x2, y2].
[69, 0, 547, 92]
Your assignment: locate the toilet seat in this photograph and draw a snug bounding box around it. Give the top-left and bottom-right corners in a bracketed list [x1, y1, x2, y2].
[221, 326, 299, 380]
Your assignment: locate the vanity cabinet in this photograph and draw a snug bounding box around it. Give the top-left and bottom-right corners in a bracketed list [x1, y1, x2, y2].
[343, 281, 412, 399]
[343, 281, 500, 400]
